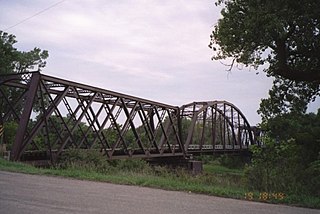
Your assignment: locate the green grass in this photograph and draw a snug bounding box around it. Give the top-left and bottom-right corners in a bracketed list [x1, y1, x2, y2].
[0, 157, 319, 209]
[203, 163, 243, 175]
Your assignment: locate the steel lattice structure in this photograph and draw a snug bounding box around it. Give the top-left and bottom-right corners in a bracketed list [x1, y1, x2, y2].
[181, 101, 254, 154]
[0, 72, 256, 162]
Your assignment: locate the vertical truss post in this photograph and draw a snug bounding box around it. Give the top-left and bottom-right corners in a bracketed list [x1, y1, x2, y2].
[237, 113, 242, 149]
[11, 72, 40, 161]
[177, 108, 182, 149]
[0, 114, 3, 145]
[211, 106, 217, 151]
[199, 109, 207, 150]
[185, 111, 197, 150]
[230, 107, 236, 149]
[168, 109, 184, 154]
[223, 103, 226, 150]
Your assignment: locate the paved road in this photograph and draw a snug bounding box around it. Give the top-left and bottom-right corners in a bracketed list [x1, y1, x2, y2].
[0, 171, 319, 214]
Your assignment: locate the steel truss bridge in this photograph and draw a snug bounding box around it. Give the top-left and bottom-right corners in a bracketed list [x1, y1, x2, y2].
[0, 72, 257, 162]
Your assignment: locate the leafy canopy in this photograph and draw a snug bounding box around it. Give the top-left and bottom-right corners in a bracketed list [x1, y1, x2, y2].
[0, 31, 48, 75]
[209, 0, 320, 119]
[0, 31, 49, 127]
[246, 110, 320, 196]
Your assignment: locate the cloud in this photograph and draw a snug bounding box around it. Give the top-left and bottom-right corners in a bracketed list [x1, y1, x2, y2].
[1, 0, 299, 125]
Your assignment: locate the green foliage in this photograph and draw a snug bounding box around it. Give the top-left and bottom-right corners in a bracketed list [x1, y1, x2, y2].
[0, 31, 49, 150]
[116, 159, 151, 173]
[180, 118, 192, 143]
[58, 149, 152, 174]
[2, 121, 18, 149]
[218, 154, 248, 169]
[264, 110, 320, 165]
[59, 149, 111, 173]
[258, 78, 320, 120]
[245, 137, 319, 197]
[305, 159, 320, 196]
[209, 0, 320, 119]
[246, 139, 296, 192]
[195, 154, 248, 169]
[0, 31, 48, 75]
[245, 110, 320, 198]
[203, 163, 243, 176]
[210, 0, 320, 82]
[195, 155, 217, 164]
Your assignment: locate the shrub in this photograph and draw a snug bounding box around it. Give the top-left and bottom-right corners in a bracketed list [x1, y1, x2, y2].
[305, 159, 320, 197]
[57, 149, 152, 174]
[244, 138, 313, 195]
[3, 121, 18, 149]
[218, 154, 247, 169]
[115, 159, 152, 173]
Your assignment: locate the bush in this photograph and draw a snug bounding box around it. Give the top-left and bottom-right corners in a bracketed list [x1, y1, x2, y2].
[218, 154, 247, 169]
[3, 121, 18, 149]
[116, 159, 152, 173]
[58, 149, 113, 173]
[305, 159, 320, 197]
[195, 155, 217, 164]
[244, 138, 313, 195]
[57, 149, 152, 174]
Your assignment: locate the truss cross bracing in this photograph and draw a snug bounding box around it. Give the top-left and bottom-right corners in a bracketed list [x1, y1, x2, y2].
[0, 72, 256, 162]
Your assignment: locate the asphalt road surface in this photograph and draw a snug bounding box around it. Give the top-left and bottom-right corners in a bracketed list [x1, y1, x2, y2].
[0, 171, 319, 214]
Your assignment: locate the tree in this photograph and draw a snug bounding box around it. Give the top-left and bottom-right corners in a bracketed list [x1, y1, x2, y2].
[265, 110, 320, 163]
[0, 31, 49, 114]
[245, 111, 320, 196]
[0, 31, 48, 75]
[258, 78, 320, 120]
[209, 0, 320, 119]
[0, 31, 49, 146]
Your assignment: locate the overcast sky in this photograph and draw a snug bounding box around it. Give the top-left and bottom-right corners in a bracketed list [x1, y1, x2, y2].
[1, 0, 318, 125]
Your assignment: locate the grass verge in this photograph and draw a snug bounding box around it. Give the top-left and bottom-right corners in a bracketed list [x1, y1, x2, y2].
[0, 157, 319, 209]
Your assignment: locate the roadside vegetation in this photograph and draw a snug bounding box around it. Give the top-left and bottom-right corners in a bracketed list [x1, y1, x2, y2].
[1, 150, 319, 209]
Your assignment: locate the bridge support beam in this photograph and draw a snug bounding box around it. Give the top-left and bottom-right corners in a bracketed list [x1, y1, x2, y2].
[11, 73, 40, 161]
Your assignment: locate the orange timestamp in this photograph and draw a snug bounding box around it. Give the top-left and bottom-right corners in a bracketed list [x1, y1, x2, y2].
[244, 192, 286, 201]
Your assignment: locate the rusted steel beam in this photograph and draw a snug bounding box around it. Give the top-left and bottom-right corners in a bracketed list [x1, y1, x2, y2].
[0, 72, 256, 162]
[180, 101, 254, 155]
[11, 72, 40, 161]
[40, 74, 178, 110]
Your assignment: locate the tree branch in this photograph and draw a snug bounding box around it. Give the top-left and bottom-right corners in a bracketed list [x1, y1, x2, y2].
[273, 68, 320, 83]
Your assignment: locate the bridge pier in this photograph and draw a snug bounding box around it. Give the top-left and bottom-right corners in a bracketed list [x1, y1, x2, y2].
[188, 160, 203, 175]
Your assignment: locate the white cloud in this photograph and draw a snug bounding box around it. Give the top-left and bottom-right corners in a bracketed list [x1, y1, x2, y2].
[0, 0, 296, 125]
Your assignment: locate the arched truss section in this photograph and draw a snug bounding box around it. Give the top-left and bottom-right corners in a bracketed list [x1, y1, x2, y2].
[180, 101, 255, 154]
[0, 72, 184, 161]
